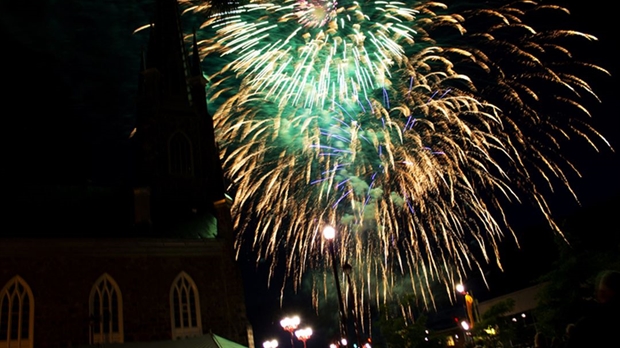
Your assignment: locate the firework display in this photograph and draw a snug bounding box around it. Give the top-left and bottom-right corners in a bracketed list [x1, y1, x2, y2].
[182, 0, 609, 310]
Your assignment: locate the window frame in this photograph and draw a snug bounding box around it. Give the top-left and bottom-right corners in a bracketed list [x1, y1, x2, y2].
[170, 271, 202, 340]
[89, 273, 124, 344]
[168, 130, 194, 177]
[0, 275, 34, 348]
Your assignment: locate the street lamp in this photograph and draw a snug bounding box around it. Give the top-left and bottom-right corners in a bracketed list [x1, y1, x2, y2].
[456, 283, 477, 329]
[343, 262, 362, 347]
[280, 316, 300, 348]
[323, 225, 349, 347]
[456, 283, 465, 294]
[295, 327, 313, 348]
[461, 320, 473, 346]
[263, 339, 278, 348]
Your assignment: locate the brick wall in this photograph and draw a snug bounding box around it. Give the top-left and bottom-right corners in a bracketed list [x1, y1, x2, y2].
[0, 238, 250, 348]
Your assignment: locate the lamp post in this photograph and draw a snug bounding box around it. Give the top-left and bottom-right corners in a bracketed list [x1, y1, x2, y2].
[263, 339, 279, 348]
[456, 283, 477, 329]
[343, 262, 362, 347]
[323, 225, 349, 347]
[280, 316, 300, 348]
[461, 320, 473, 346]
[295, 327, 313, 348]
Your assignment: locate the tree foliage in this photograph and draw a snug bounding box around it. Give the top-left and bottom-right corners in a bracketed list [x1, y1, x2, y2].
[374, 294, 444, 348]
[472, 298, 517, 347]
[534, 196, 620, 338]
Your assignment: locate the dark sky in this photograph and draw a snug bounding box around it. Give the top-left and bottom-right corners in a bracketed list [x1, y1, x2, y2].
[4, 0, 152, 186]
[3, 0, 617, 194]
[2, 0, 618, 347]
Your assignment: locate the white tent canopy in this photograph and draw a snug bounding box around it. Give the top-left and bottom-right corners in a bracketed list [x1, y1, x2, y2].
[81, 333, 248, 348]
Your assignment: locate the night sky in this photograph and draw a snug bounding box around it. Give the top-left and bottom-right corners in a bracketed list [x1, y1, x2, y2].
[2, 0, 619, 347]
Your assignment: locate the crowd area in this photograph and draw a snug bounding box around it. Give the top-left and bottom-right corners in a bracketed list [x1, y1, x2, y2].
[466, 270, 620, 348]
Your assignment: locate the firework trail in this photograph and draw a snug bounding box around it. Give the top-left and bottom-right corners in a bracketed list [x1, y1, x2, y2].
[181, 0, 610, 313]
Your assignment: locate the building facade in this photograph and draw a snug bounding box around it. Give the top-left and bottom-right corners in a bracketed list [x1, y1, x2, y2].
[1, 0, 252, 347]
[0, 239, 250, 347]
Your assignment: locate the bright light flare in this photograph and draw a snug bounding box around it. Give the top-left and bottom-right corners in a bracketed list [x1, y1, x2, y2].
[456, 284, 465, 294]
[280, 315, 301, 332]
[323, 225, 336, 240]
[263, 339, 279, 348]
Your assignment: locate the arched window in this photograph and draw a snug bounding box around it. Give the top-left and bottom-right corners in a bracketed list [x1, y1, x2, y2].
[89, 273, 123, 344]
[170, 272, 202, 340]
[0, 276, 34, 348]
[168, 131, 194, 176]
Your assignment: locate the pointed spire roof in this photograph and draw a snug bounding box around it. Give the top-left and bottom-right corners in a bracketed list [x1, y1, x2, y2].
[191, 29, 202, 77]
[144, 0, 192, 104]
[136, 0, 229, 206]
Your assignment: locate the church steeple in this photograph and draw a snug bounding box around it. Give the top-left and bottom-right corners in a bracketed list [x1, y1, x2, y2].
[143, 0, 192, 102]
[133, 0, 230, 239]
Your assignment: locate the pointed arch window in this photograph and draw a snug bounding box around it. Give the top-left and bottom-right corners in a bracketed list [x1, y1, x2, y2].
[89, 273, 123, 344]
[0, 276, 34, 348]
[170, 272, 202, 340]
[168, 131, 194, 177]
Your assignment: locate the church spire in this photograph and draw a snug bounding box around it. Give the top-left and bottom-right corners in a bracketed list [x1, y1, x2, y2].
[191, 29, 202, 77]
[133, 0, 231, 239]
[143, 0, 192, 104]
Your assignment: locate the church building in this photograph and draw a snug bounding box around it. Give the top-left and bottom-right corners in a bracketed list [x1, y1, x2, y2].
[1, 0, 253, 347]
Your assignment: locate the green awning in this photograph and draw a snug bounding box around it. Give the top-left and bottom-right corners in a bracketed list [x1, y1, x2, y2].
[82, 333, 248, 348]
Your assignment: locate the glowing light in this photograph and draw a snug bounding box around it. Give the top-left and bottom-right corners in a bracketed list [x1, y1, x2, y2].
[484, 327, 496, 335]
[461, 321, 469, 331]
[263, 340, 279, 348]
[281, 316, 301, 348]
[295, 327, 312, 338]
[295, 327, 313, 348]
[456, 284, 465, 294]
[323, 225, 336, 240]
[182, 0, 611, 316]
[280, 316, 301, 333]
